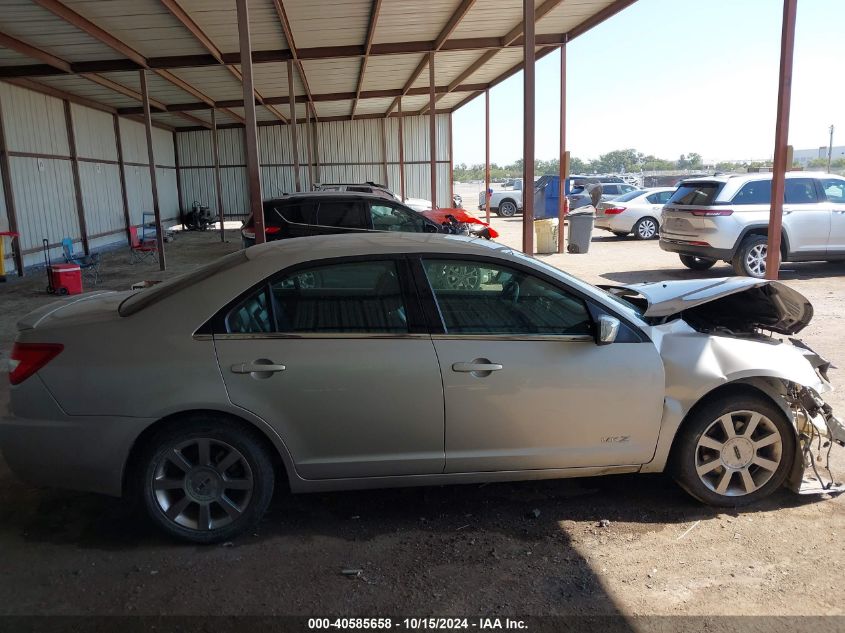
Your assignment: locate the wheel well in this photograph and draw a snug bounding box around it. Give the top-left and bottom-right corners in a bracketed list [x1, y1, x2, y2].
[121, 409, 290, 496]
[735, 227, 789, 258]
[500, 198, 516, 207]
[667, 381, 793, 466]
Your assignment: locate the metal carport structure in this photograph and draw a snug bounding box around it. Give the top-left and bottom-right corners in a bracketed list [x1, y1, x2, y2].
[0, 0, 795, 279]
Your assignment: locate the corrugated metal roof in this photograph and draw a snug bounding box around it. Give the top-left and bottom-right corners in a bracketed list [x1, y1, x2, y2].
[0, 0, 635, 125]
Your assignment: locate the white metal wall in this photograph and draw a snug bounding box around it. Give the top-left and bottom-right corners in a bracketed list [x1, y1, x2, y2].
[176, 113, 452, 219]
[0, 82, 179, 272]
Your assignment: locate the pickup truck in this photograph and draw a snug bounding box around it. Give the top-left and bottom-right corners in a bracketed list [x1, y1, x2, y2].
[478, 189, 523, 217]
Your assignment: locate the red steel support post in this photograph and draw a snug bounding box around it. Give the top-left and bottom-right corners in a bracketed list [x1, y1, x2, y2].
[140, 69, 166, 270]
[558, 39, 567, 253]
[484, 88, 490, 223]
[522, 0, 535, 254]
[429, 52, 437, 209]
[766, 0, 798, 280]
[211, 108, 226, 242]
[237, 0, 265, 244]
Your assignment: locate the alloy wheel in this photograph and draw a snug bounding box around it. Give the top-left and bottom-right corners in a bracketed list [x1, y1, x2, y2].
[441, 265, 482, 290]
[151, 438, 254, 531]
[637, 218, 657, 239]
[694, 410, 783, 497]
[745, 244, 767, 277]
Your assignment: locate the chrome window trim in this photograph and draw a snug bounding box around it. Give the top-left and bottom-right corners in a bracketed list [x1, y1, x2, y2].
[431, 334, 593, 343]
[210, 332, 432, 341]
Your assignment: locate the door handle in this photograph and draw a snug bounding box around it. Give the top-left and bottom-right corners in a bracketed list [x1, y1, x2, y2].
[231, 361, 286, 374]
[452, 362, 503, 372]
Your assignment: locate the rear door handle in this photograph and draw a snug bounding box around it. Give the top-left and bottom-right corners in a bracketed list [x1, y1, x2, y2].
[231, 362, 286, 374]
[452, 360, 503, 373]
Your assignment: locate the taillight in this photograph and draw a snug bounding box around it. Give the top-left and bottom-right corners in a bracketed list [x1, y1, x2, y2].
[265, 226, 281, 235]
[9, 343, 63, 386]
[691, 209, 733, 216]
[605, 206, 626, 215]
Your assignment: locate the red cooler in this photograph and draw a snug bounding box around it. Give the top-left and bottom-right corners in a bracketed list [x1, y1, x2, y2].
[48, 263, 83, 295]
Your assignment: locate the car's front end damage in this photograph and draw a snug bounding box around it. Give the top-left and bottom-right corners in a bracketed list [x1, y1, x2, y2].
[602, 277, 845, 495]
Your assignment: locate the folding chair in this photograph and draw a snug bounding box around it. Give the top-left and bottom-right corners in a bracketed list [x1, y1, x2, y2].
[129, 226, 159, 264]
[62, 237, 101, 285]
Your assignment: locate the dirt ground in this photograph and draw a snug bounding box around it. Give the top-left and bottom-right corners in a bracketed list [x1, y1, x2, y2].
[1, 200, 844, 622]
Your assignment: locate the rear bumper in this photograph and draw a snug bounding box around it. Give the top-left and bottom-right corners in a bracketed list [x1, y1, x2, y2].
[595, 216, 636, 233]
[659, 237, 733, 261]
[1, 378, 152, 497]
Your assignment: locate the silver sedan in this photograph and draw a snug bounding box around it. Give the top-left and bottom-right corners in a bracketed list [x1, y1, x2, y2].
[3, 233, 844, 543]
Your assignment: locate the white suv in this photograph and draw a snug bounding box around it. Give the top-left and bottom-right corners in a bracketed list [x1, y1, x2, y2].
[660, 172, 845, 277]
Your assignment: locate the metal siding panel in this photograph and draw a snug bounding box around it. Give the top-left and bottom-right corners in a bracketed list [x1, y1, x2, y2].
[177, 130, 212, 167]
[9, 157, 79, 253]
[152, 127, 175, 166]
[179, 167, 215, 213]
[119, 118, 150, 165]
[155, 167, 179, 220]
[71, 103, 118, 161]
[218, 128, 245, 166]
[78, 161, 124, 236]
[123, 163, 153, 226]
[0, 82, 70, 156]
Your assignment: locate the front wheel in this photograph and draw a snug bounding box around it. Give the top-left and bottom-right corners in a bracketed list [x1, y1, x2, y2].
[138, 417, 275, 543]
[671, 394, 794, 507]
[497, 200, 517, 217]
[633, 217, 659, 240]
[679, 254, 717, 271]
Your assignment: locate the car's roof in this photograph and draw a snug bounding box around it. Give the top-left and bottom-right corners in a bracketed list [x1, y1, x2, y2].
[246, 231, 510, 263]
[679, 171, 838, 186]
[265, 191, 392, 203]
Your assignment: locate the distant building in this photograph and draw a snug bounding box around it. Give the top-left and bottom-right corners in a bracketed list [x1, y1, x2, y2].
[792, 145, 845, 166]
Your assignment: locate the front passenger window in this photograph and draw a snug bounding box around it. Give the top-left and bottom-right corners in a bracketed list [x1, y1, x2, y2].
[371, 204, 426, 232]
[423, 259, 592, 336]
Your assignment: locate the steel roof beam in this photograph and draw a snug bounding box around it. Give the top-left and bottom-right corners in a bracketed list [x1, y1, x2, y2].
[351, 0, 382, 119]
[272, 0, 319, 121]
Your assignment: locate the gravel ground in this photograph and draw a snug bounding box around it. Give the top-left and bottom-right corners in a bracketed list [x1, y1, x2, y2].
[0, 200, 843, 621]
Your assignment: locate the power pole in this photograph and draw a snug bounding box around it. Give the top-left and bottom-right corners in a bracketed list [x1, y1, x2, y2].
[828, 125, 835, 172]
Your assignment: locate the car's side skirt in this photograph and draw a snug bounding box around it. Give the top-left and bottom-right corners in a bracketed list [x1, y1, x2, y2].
[286, 464, 642, 493]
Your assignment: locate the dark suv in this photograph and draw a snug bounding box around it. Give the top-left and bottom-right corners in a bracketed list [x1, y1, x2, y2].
[241, 192, 442, 247]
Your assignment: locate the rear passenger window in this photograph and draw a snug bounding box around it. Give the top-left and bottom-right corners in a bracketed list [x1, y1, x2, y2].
[732, 181, 771, 205]
[822, 179, 845, 203]
[278, 202, 318, 224]
[784, 179, 819, 204]
[316, 201, 365, 228]
[272, 261, 407, 333]
[224, 261, 409, 334]
[668, 182, 724, 205]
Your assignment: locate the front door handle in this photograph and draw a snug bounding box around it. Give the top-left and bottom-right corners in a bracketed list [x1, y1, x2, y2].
[452, 359, 502, 377]
[231, 361, 286, 374]
[452, 362, 503, 372]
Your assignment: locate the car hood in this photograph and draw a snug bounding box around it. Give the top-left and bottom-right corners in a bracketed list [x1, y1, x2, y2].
[601, 277, 813, 335]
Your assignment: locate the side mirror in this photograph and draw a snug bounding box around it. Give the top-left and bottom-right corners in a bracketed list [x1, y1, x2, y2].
[596, 315, 620, 346]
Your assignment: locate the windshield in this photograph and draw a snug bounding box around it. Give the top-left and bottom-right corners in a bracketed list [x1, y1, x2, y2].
[119, 250, 248, 316]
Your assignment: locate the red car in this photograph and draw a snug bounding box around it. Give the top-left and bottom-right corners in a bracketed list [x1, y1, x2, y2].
[418, 207, 499, 239]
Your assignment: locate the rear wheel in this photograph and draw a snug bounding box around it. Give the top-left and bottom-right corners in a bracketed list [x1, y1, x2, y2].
[633, 217, 659, 240]
[671, 394, 794, 507]
[679, 254, 717, 270]
[732, 235, 768, 278]
[138, 417, 275, 543]
[497, 200, 517, 217]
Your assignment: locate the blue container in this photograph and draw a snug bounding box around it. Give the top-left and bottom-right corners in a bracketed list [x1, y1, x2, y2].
[532, 175, 569, 220]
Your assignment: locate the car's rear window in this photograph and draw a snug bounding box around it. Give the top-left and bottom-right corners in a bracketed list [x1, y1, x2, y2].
[668, 182, 725, 206]
[119, 250, 249, 317]
[614, 190, 645, 203]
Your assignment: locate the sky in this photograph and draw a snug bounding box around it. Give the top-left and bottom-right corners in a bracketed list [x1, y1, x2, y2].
[451, 0, 843, 166]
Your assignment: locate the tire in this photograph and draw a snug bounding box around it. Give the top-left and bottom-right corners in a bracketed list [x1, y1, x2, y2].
[679, 254, 717, 271]
[731, 235, 768, 278]
[633, 217, 659, 240]
[670, 393, 794, 507]
[498, 200, 517, 217]
[137, 416, 275, 544]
